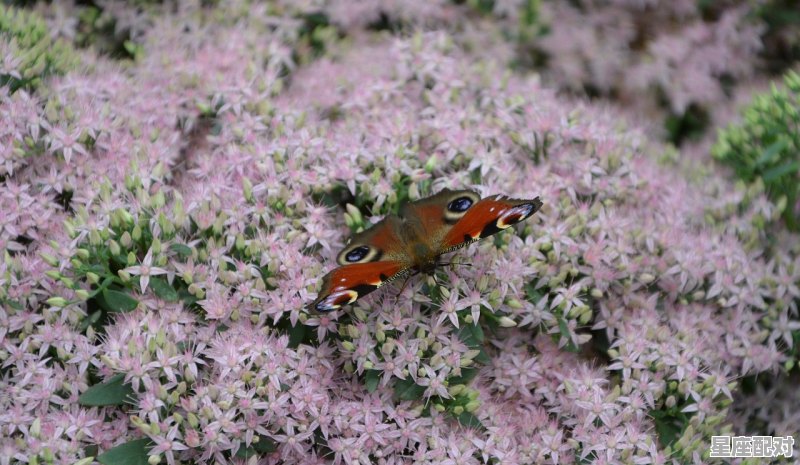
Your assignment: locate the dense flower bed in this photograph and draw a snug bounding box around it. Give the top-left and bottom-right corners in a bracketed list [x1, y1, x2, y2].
[1, 1, 798, 464]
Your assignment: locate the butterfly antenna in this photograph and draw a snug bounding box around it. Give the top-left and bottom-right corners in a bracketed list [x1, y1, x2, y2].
[439, 261, 473, 268]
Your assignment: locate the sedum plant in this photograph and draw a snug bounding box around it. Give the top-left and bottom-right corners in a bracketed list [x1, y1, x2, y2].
[0, 2, 799, 465]
[0, 5, 79, 93]
[712, 70, 800, 231]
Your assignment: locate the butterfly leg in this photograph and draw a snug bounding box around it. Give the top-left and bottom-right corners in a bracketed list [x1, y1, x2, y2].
[393, 270, 419, 307]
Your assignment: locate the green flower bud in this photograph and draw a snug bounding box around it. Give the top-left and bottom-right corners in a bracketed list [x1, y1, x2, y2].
[45, 270, 61, 280]
[40, 253, 59, 266]
[120, 231, 132, 248]
[498, 316, 517, 327]
[46, 297, 67, 307]
[132, 225, 142, 242]
[449, 384, 466, 397]
[465, 400, 480, 412]
[108, 240, 121, 256]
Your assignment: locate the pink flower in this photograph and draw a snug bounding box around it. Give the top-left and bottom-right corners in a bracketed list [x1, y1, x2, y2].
[122, 248, 168, 293]
[149, 425, 189, 465]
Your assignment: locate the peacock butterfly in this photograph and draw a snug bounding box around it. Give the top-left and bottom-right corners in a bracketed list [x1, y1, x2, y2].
[309, 188, 543, 312]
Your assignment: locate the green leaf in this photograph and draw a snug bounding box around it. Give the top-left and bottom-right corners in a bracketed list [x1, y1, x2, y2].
[458, 324, 483, 347]
[79, 310, 102, 332]
[149, 277, 178, 302]
[763, 160, 800, 182]
[169, 243, 193, 258]
[467, 323, 485, 343]
[650, 410, 686, 449]
[78, 373, 134, 406]
[525, 282, 544, 303]
[456, 411, 484, 429]
[97, 438, 151, 465]
[393, 378, 425, 401]
[448, 367, 478, 385]
[365, 370, 380, 393]
[253, 437, 277, 453]
[235, 436, 277, 458]
[288, 323, 306, 348]
[179, 289, 199, 307]
[755, 138, 788, 167]
[102, 289, 138, 313]
[557, 317, 580, 353]
[458, 324, 490, 364]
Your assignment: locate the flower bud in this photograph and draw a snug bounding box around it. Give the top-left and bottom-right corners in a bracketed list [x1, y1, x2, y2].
[41, 253, 58, 267]
[120, 231, 132, 248]
[498, 316, 517, 327]
[465, 400, 480, 412]
[45, 270, 61, 280]
[30, 418, 41, 438]
[46, 297, 67, 307]
[353, 307, 367, 322]
[132, 225, 142, 242]
[449, 384, 466, 397]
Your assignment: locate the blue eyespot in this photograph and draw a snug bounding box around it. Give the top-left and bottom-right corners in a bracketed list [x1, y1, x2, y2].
[345, 246, 371, 262]
[447, 197, 474, 212]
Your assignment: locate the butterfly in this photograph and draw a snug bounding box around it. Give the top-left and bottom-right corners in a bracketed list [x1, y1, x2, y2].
[309, 188, 543, 312]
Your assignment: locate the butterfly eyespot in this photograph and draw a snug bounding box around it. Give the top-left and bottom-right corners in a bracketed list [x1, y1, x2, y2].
[443, 192, 481, 223]
[337, 244, 381, 265]
[345, 246, 370, 262]
[447, 197, 474, 213]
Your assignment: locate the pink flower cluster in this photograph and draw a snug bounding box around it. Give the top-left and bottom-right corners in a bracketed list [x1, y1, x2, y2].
[533, 1, 763, 115]
[1, 1, 798, 464]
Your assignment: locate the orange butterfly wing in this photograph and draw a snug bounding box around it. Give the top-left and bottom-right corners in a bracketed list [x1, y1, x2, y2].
[441, 195, 543, 250]
[308, 215, 414, 312]
[308, 190, 543, 313]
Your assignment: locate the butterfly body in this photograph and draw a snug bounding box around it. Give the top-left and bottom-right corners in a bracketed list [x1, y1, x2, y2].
[309, 189, 542, 312]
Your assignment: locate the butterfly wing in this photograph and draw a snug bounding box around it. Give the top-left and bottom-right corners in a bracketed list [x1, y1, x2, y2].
[441, 195, 543, 251]
[309, 215, 414, 313]
[398, 188, 482, 242]
[310, 262, 412, 312]
[309, 190, 543, 312]
[400, 188, 542, 253]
